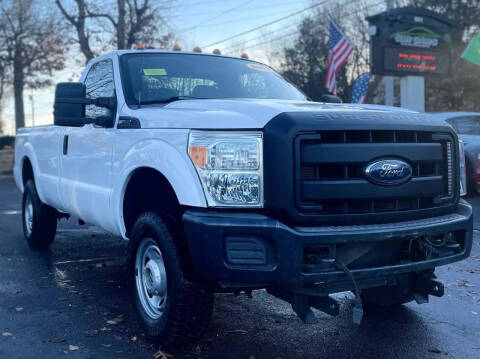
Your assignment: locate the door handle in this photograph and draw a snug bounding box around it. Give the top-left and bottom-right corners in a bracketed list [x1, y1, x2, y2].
[63, 135, 69, 155]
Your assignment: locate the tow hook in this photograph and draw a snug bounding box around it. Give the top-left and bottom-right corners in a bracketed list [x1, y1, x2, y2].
[267, 287, 340, 324]
[413, 271, 445, 304]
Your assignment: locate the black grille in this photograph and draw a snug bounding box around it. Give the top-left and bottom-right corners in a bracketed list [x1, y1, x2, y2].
[295, 130, 455, 215]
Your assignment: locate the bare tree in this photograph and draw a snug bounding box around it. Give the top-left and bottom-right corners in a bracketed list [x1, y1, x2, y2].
[56, 0, 174, 64]
[87, 0, 173, 50]
[56, 0, 95, 63]
[0, 0, 68, 130]
[0, 61, 10, 134]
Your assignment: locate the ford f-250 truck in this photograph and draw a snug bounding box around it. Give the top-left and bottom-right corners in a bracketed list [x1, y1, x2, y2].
[14, 49, 473, 344]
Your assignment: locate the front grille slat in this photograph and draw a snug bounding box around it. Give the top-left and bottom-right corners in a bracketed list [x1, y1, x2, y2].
[302, 176, 444, 201]
[301, 142, 443, 164]
[296, 130, 456, 216]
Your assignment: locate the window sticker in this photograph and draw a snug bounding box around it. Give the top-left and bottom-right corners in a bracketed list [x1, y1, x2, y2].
[143, 68, 167, 76]
[246, 63, 272, 72]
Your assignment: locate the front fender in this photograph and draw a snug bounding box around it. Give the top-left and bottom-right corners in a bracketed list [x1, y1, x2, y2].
[112, 137, 206, 238]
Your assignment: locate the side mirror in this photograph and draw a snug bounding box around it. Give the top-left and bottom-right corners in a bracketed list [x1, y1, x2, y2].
[53, 82, 117, 127]
[54, 83, 86, 127]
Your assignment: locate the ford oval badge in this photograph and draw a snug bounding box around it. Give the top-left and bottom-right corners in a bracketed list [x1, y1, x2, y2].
[364, 159, 412, 186]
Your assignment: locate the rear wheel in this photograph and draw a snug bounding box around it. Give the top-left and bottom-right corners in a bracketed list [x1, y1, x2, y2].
[128, 212, 213, 344]
[22, 180, 57, 248]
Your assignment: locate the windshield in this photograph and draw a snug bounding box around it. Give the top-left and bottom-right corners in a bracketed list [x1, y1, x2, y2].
[119, 53, 307, 105]
[448, 117, 480, 135]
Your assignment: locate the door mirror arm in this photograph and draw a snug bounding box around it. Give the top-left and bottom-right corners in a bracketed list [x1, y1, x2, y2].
[55, 96, 117, 110]
[86, 115, 115, 128]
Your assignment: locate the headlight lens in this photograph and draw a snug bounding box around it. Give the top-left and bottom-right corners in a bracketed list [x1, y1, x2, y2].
[188, 131, 263, 207]
[459, 140, 467, 196]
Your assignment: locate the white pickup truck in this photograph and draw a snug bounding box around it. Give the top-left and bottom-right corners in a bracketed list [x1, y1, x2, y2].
[14, 49, 473, 344]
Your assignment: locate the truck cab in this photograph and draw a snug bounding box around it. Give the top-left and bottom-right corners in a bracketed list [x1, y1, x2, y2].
[14, 49, 473, 344]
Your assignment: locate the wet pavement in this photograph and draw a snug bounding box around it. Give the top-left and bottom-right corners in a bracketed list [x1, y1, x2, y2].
[0, 178, 479, 358]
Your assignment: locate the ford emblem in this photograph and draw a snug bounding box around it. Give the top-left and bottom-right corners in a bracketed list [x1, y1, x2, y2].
[364, 159, 412, 186]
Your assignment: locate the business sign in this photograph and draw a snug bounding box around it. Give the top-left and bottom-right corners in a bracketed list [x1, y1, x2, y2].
[367, 7, 454, 77]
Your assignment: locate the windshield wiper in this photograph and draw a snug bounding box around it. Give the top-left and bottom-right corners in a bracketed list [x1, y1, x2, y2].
[137, 96, 207, 106]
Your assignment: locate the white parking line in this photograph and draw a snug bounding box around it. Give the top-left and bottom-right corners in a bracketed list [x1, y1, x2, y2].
[53, 256, 124, 265]
[0, 210, 21, 215]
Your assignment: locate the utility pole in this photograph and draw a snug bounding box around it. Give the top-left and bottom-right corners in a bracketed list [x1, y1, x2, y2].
[28, 90, 34, 127]
[384, 0, 394, 107]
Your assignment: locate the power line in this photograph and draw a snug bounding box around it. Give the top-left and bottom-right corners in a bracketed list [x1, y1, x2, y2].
[224, 0, 384, 55]
[170, 0, 306, 19]
[178, 0, 256, 33]
[221, 23, 298, 52]
[201, 0, 333, 48]
[194, 10, 300, 33]
[166, 0, 253, 10]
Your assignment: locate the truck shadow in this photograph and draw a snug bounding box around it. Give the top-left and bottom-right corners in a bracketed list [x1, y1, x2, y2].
[24, 217, 440, 359]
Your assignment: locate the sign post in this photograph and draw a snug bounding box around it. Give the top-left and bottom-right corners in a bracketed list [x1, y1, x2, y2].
[400, 76, 424, 112]
[367, 7, 454, 112]
[384, 0, 394, 107]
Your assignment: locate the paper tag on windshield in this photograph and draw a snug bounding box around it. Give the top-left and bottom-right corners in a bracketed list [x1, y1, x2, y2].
[143, 68, 167, 76]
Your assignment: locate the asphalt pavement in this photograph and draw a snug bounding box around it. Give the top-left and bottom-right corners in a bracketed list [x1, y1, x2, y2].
[0, 178, 479, 359]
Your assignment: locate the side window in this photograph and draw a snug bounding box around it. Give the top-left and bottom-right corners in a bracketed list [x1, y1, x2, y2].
[84, 59, 115, 118]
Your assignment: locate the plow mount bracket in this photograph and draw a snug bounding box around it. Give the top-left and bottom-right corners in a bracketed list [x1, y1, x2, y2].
[267, 287, 340, 324]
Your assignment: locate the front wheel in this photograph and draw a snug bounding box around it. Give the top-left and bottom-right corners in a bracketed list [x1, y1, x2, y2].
[128, 212, 213, 345]
[22, 180, 57, 248]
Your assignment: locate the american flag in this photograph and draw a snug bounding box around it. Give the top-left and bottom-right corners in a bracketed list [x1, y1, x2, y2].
[325, 21, 354, 95]
[351, 73, 371, 104]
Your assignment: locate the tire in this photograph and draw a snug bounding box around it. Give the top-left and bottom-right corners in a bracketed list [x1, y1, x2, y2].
[361, 285, 414, 308]
[128, 212, 213, 345]
[22, 180, 57, 249]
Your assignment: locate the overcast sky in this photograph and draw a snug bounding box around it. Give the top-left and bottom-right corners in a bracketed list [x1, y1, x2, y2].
[2, 0, 372, 133]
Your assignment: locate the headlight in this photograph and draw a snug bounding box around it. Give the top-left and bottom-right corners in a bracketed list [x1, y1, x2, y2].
[188, 131, 263, 207]
[459, 140, 467, 197]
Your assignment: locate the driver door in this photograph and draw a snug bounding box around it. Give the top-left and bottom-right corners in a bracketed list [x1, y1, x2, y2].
[59, 59, 116, 230]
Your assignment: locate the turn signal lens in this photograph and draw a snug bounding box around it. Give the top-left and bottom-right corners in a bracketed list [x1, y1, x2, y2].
[212, 49, 221, 54]
[188, 146, 207, 167]
[172, 44, 182, 51]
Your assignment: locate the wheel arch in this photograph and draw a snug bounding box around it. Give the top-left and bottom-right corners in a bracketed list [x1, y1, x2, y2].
[121, 166, 199, 276]
[112, 138, 207, 239]
[21, 156, 35, 187]
[122, 166, 182, 237]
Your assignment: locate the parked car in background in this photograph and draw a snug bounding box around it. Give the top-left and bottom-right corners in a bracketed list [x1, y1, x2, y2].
[432, 112, 480, 195]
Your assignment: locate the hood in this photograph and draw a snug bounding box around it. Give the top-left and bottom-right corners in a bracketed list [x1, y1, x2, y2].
[125, 99, 425, 129]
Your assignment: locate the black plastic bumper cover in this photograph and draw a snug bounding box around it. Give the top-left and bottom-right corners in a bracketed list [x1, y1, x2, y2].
[183, 200, 473, 286]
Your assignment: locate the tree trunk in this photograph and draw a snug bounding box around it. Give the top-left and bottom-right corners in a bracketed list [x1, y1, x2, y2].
[117, 0, 126, 49]
[13, 52, 25, 130]
[77, 0, 94, 63]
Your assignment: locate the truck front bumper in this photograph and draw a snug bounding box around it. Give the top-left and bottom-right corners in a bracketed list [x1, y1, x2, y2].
[183, 200, 473, 287]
